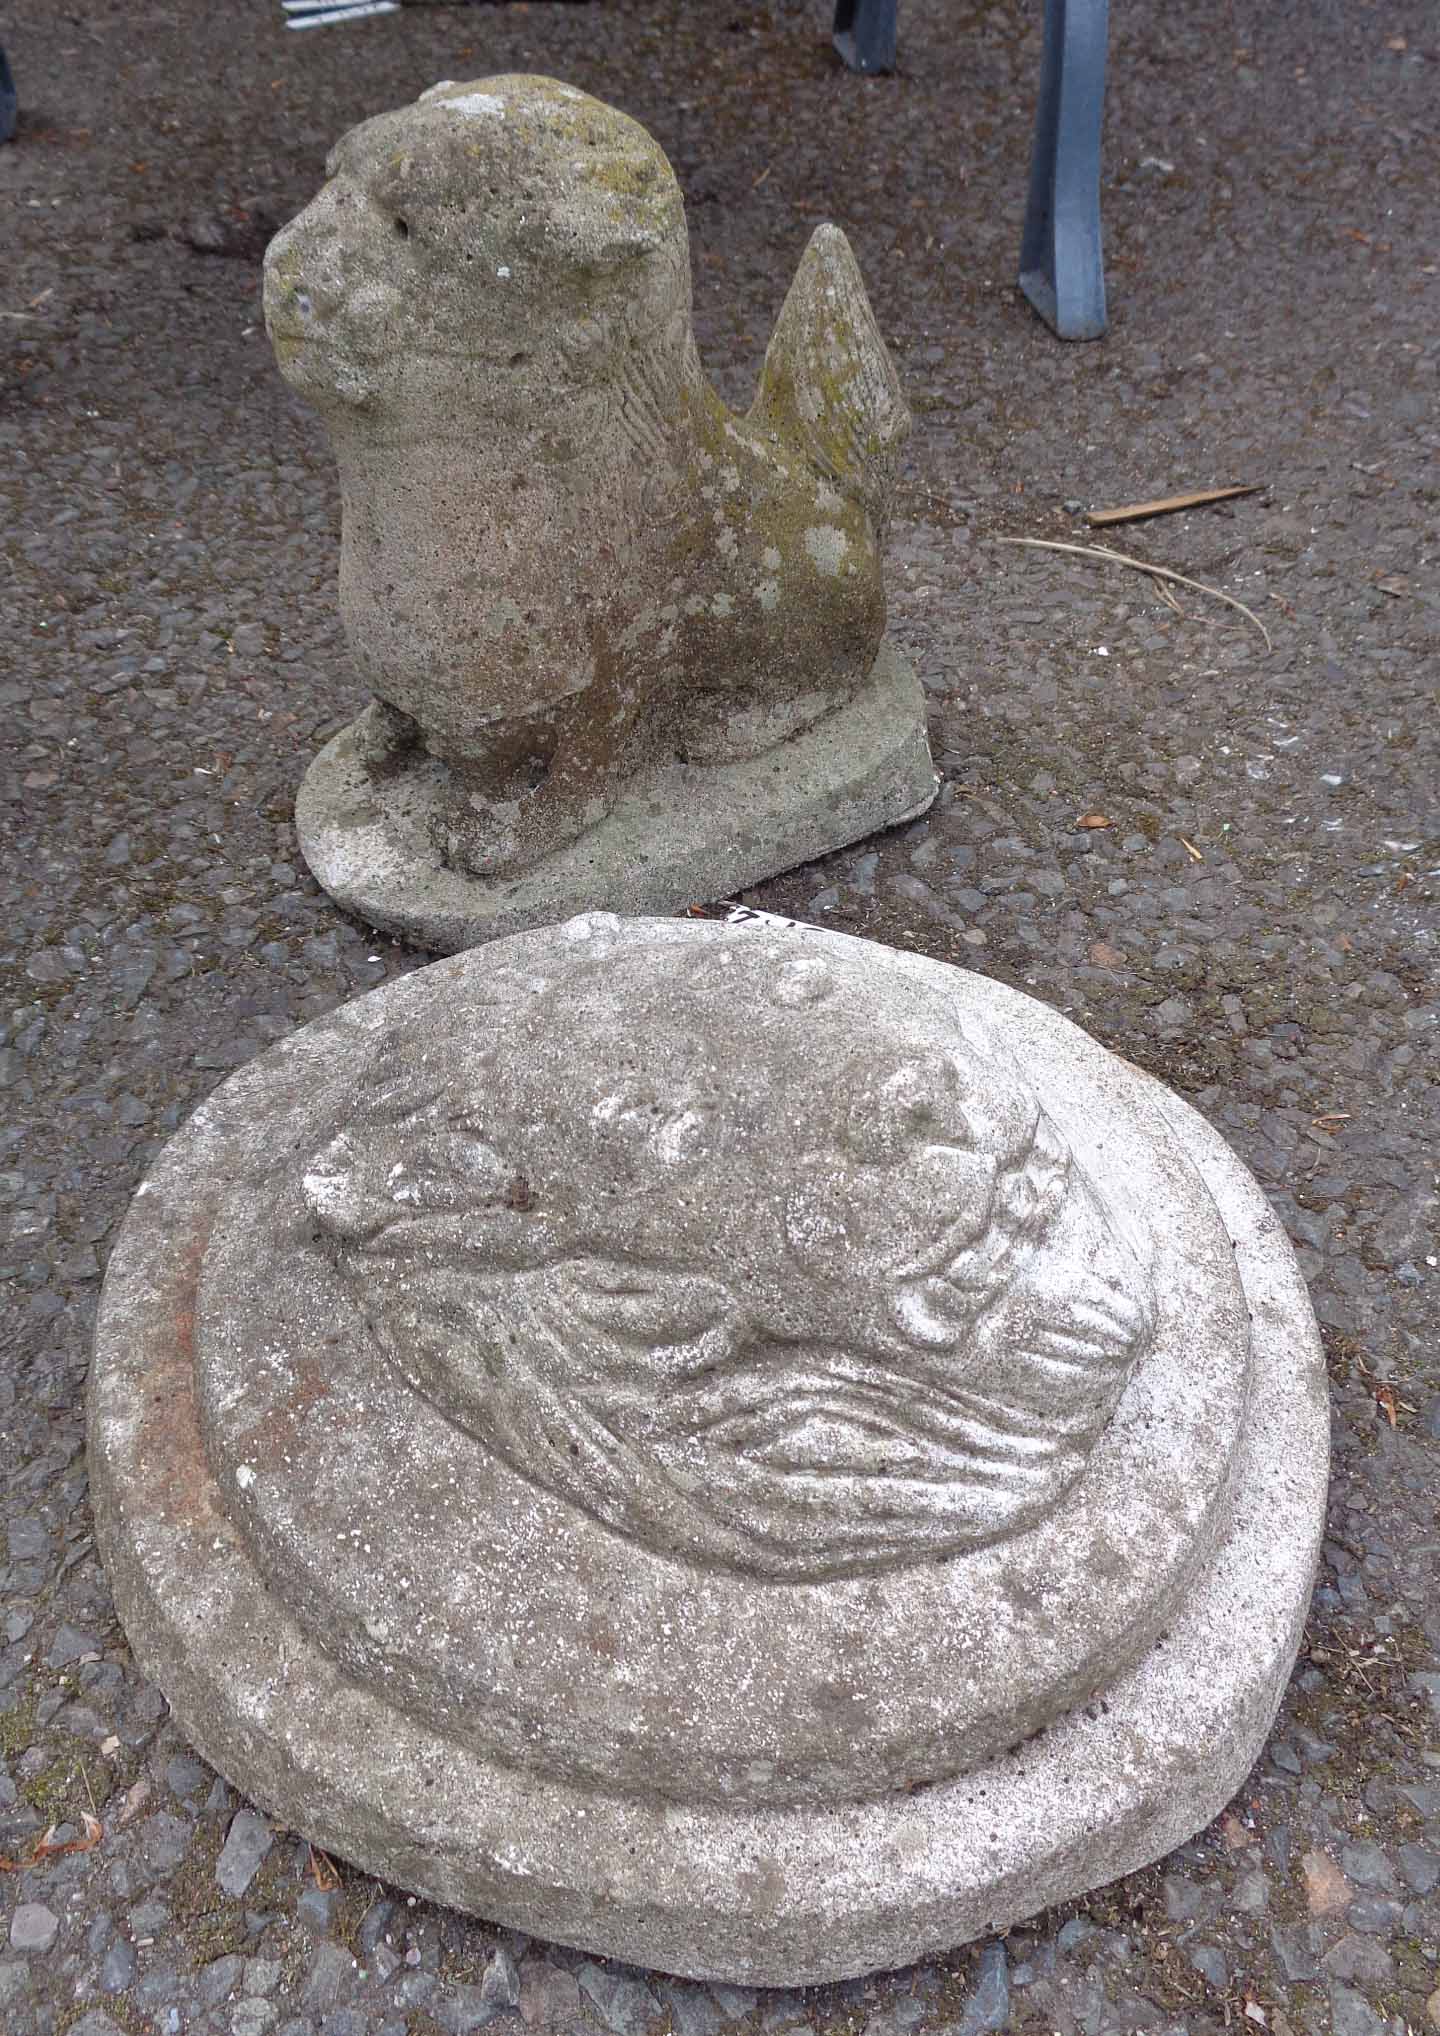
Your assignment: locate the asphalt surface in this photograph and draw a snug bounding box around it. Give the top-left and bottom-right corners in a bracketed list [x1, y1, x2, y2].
[2, 3, 1438, 2034]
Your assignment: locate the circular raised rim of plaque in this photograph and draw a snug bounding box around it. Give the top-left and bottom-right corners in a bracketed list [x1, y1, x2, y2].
[90, 918, 1328, 1984]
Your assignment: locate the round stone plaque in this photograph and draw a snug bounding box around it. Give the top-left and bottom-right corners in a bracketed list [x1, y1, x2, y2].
[89, 915, 1327, 1983]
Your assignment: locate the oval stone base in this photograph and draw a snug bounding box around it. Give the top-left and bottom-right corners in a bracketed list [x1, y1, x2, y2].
[88, 927, 1326, 1986]
[294, 638, 938, 951]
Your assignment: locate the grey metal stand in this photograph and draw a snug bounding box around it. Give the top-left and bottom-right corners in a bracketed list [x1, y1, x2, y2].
[832, 0, 896, 77]
[1018, 0, 1108, 339]
[829, 0, 1109, 341]
[0, 47, 16, 145]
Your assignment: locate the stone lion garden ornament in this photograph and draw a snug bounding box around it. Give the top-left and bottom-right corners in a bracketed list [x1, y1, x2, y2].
[90, 916, 1328, 1985]
[263, 76, 936, 949]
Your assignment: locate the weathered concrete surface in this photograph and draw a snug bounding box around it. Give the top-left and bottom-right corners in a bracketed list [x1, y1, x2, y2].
[264, 76, 934, 934]
[89, 917, 1327, 1984]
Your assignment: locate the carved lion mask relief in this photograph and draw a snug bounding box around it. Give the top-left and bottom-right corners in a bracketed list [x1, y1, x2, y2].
[301, 935, 1157, 1578]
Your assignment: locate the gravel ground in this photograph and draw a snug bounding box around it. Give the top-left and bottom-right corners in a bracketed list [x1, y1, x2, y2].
[2, 2, 1438, 2033]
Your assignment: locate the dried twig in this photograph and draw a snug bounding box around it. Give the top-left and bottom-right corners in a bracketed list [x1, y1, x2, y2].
[34, 1814, 104, 1860]
[995, 537, 1273, 651]
[2, 1813, 104, 1870]
[1085, 483, 1260, 527]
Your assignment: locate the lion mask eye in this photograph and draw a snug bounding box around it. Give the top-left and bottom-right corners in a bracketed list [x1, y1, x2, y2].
[843, 1053, 970, 1168]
